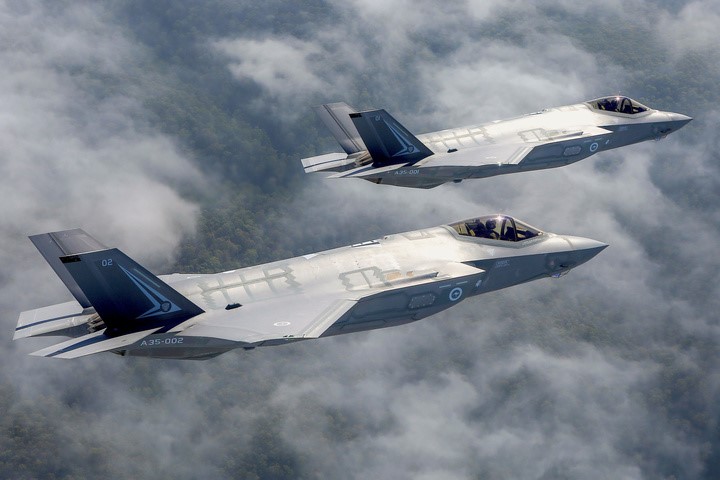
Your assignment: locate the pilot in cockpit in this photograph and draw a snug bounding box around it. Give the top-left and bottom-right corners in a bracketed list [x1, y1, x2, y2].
[590, 96, 648, 115]
[471, 222, 488, 238]
[485, 219, 499, 239]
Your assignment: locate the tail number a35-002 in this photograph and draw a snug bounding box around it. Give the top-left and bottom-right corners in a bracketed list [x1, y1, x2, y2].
[140, 337, 185, 347]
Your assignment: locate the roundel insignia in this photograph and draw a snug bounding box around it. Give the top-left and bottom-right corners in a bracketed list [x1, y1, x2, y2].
[448, 287, 463, 302]
[161, 301, 172, 312]
[589, 142, 599, 152]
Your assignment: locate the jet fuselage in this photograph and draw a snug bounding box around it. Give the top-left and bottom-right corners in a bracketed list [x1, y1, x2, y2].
[303, 96, 691, 188]
[16, 217, 606, 360]
[131, 218, 606, 358]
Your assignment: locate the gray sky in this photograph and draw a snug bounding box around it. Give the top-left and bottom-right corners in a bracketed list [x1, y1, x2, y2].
[2, 1, 720, 479]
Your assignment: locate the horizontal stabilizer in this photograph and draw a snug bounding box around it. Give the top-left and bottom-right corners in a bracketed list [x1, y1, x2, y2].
[328, 163, 407, 179]
[15, 300, 92, 339]
[30, 328, 161, 359]
[301, 152, 354, 173]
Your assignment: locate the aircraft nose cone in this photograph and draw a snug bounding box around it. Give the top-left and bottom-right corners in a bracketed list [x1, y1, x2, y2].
[565, 236, 608, 265]
[668, 112, 692, 129]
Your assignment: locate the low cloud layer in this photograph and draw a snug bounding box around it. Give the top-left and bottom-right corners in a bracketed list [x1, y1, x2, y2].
[0, 2, 202, 275]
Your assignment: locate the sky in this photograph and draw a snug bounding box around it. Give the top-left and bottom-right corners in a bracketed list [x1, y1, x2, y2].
[2, 1, 720, 479]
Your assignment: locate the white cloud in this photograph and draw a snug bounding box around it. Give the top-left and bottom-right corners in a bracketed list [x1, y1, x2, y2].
[214, 37, 330, 97]
[656, 0, 720, 61]
[0, 1, 202, 278]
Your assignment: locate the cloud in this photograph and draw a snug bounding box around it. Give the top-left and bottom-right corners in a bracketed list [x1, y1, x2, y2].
[656, 0, 720, 61]
[215, 2, 719, 478]
[0, 0, 204, 413]
[214, 37, 337, 100]
[0, 1, 202, 276]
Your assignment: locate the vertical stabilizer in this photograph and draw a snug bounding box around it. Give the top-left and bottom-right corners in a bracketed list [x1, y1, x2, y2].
[29, 229, 104, 308]
[349, 109, 433, 166]
[313, 102, 367, 154]
[61, 248, 204, 336]
[31, 229, 204, 337]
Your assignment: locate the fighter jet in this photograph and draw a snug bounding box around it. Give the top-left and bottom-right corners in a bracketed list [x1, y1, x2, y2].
[15, 216, 606, 360]
[301, 96, 691, 188]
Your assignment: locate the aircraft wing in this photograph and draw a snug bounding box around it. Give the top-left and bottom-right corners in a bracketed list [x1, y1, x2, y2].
[179, 261, 484, 344]
[178, 292, 358, 343]
[415, 125, 613, 169]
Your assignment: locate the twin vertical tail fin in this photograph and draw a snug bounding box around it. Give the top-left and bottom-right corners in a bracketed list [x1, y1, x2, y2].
[302, 103, 434, 173]
[59, 245, 203, 337]
[313, 102, 366, 154]
[349, 109, 433, 166]
[21, 229, 204, 358]
[301, 103, 368, 174]
[29, 229, 102, 309]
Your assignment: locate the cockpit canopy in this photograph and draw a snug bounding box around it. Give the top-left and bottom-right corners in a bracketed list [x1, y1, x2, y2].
[586, 96, 649, 115]
[450, 215, 542, 242]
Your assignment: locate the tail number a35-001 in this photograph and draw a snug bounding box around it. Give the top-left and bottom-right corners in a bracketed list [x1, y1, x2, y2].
[394, 169, 420, 175]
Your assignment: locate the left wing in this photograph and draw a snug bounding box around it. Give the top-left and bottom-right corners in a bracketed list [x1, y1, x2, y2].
[419, 125, 613, 169]
[178, 292, 358, 344]
[179, 262, 485, 344]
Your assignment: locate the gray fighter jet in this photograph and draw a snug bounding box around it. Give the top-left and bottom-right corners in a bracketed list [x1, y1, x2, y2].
[302, 96, 691, 188]
[16, 216, 606, 360]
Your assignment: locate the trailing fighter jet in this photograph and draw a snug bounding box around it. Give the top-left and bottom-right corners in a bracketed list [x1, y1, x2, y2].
[301, 96, 691, 188]
[16, 216, 606, 360]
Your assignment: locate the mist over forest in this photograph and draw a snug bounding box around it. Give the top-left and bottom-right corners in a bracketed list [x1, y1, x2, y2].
[2, 1, 720, 479]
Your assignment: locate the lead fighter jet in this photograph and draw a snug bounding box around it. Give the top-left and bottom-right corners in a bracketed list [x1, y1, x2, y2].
[301, 96, 691, 188]
[16, 216, 606, 360]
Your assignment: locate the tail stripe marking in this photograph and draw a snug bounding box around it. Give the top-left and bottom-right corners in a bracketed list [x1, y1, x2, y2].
[118, 265, 182, 319]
